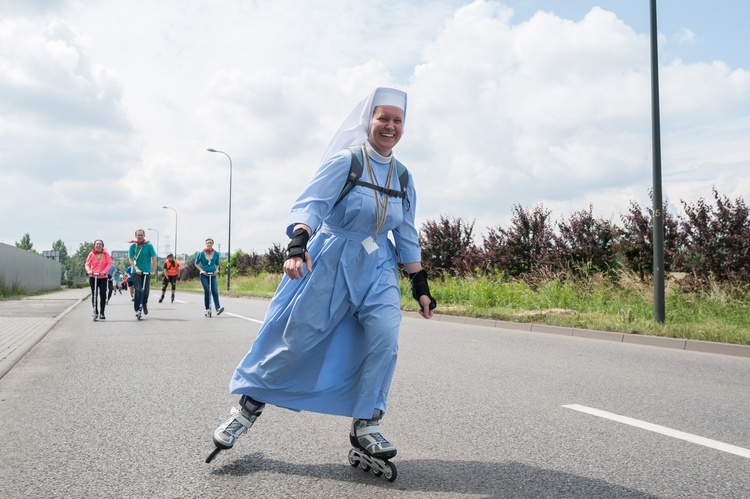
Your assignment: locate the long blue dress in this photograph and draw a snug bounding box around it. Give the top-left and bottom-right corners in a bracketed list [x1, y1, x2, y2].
[229, 145, 421, 419]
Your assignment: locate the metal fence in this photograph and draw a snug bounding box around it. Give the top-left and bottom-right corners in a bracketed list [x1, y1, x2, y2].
[0, 243, 62, 293]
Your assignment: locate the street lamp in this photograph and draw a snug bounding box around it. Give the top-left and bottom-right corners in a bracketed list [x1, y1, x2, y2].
[147, 228, 160, 278]
[147, 228, 160, 258]
[207, 148, 233, 291]
[649, 0, 665, 323]
[162, 206, 178, 261]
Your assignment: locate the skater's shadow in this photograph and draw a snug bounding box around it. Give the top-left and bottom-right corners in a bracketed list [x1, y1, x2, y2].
[210, 453, 656, 498]
[97, 318, 190, 323]
[138, 317, 191, 322]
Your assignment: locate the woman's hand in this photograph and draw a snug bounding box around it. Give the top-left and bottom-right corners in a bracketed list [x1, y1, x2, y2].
[418, 295, 434, 319]
[284, 253, 313, 280]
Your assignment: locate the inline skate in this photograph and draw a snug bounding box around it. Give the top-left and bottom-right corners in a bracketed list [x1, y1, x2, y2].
[206, 395, 265, 463]
[348, 409, 397, 481]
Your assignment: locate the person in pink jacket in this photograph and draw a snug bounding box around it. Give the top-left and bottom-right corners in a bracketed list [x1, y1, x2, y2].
[85, 239, 113, 320]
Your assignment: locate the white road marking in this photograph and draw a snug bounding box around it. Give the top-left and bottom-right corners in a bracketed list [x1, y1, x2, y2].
[563, 404, 750, 459]
[224, 312, 263, 324]
[166, 300, 262, 323]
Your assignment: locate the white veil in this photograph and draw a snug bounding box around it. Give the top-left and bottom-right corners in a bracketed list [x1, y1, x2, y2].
[318, 87, 407, 165]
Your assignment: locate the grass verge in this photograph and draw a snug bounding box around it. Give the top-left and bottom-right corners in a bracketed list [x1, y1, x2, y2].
[170, 271, 750, 345]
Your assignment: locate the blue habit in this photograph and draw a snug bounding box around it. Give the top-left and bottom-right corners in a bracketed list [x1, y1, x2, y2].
[229, 146, 421, 419]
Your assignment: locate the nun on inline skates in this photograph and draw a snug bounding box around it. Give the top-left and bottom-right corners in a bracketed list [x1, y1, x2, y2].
[210, 87, 436, 479]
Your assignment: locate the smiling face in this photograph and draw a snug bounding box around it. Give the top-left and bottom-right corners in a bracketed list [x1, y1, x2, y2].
[135, 230, 145, 243]
[368, 105, 403, 157]
[94, 240, 104, 251]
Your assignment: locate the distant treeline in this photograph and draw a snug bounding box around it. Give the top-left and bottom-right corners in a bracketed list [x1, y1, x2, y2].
[16, 187, 749, 291]
[417, 187, 749, 290]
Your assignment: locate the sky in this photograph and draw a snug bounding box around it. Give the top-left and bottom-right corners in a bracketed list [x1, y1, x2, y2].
[1, 0, 749, 259]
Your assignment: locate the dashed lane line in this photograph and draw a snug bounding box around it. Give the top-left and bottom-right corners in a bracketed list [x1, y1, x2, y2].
[169, 300, 262, 324]
[224, 312, 263, 324]
[563, 404, 750, 459]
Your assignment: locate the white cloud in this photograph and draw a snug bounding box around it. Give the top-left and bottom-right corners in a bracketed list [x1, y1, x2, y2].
[0, 0, 748, 257]
[673, 27, 696, 47]
[405, 2, 750, 239]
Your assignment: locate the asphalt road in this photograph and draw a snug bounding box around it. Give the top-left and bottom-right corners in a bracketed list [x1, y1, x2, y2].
[0, 291, 748, 498]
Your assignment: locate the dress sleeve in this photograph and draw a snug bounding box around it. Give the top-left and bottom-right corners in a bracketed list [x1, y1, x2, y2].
[391, 171, 422, 264]
[286, 150, 352, 238]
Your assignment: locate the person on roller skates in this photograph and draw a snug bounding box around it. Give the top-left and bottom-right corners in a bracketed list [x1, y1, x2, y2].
[158, 253, 180, 303]
[210, 88, 436, 481]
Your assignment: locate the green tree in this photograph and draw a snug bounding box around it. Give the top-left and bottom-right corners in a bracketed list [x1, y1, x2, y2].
[51, 240, 70, 283]
[51, 240, 70, 264]
[15, 233, 37, 253]
[69, 241, 94, 280]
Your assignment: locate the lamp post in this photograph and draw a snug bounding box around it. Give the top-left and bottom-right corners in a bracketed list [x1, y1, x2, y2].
[207, 148, 233, 291]
[147, 227, 160, 258]
[147, 228, 160, 278]
[162, 206, 178, 262]
[649, 0, 665, 323]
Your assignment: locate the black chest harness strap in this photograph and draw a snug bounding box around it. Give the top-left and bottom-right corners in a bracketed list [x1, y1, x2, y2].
[334, 146, 410, 209]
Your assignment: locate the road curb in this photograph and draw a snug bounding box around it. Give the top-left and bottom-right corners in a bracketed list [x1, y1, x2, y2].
[402, 311, 750, 359]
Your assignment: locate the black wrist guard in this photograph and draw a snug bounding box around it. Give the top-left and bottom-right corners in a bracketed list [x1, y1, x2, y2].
[408, 269, 437, 310]
[286, 228, 310, 260]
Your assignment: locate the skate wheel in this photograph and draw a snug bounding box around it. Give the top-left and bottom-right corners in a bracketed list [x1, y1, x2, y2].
[384, 461, 397, 482]
[347, 448, 359, 467]
[205, 447, 221, 463]
[359, 461, 371, 472]
[371, 468, 382, 477]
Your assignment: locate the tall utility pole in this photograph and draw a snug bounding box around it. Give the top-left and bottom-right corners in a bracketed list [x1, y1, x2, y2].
[650, 0, 665, 323]
[207, 148, 233, 291]
[147, 228, 160, 258]
[162, 206, 178, 261]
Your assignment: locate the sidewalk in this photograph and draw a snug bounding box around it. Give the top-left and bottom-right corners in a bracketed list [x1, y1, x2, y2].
[0, 288, 88, 380]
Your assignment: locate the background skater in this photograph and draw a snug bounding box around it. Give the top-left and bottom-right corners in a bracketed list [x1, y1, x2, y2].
[159, 253, 180, 303]
[128, 229, 157, 317]
[85, 239, 112, 320]
[195, 238, 224, 317]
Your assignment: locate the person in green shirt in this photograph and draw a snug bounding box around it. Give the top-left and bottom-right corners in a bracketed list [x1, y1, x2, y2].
[194, 238, 224, 317]
[128, 228, 157, 317]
